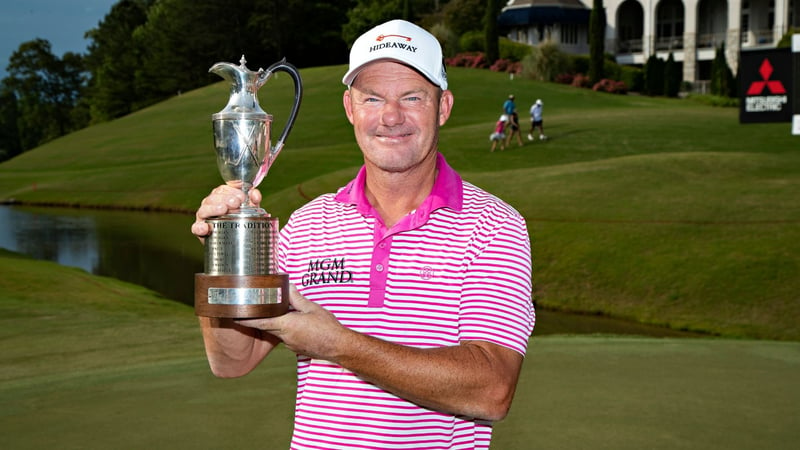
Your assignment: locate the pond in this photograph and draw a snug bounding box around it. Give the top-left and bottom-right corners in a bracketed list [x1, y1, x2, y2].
[0, 204, 700, 337]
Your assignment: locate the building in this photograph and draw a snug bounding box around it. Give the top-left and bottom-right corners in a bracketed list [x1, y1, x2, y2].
[499, 0, 800, 84]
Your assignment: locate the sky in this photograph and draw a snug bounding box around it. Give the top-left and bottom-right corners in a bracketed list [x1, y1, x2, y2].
[0, 0, 119, 77]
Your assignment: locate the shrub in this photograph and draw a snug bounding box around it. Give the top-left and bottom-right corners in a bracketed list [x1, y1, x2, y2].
[570, 55, 590, 75]
[430, 23, 460, 58]
[555, 73, 575, 85]
[459, 30, 484, 53]
[571, 73, 591, 88]
[619, 65, 644, 92]
[489, 59, 521, 73]
[521, 41, 570, 81]
[499, 37, 533, 62]
[592, 78, 628, 94]
[445, 52, 488, 69]
[685, 94, 739, 107]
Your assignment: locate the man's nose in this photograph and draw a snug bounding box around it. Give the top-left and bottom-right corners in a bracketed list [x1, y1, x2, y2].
[380, 100, 404, 126]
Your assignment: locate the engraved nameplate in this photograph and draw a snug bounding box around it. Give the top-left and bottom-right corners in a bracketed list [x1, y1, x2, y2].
[208, 287, 282, 305]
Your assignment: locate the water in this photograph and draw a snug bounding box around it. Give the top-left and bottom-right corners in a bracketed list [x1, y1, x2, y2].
[0, 204, 700, 337]
[0, 205, 203, 304]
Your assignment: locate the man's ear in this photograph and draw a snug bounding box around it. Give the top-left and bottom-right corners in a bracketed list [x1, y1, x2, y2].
[438, 90, 454, 127]
[343, 89, 355, 125]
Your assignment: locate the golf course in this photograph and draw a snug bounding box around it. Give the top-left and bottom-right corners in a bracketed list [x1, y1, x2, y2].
[1, 65, 798, 449]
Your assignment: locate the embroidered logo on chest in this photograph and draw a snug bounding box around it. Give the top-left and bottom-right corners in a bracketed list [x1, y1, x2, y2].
[301, 257, 354, 286]
[419, 265, 435, 280]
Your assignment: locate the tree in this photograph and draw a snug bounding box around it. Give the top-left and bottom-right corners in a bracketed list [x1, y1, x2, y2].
[133, 0, 266, 109]
[644, 54, 665, 96]
[0, 85, 21, 161]
[84, 0, 152, 123]
[664, 52, 680, 97]
[589, 0, 606, 84]
[484, 0, 502, 63]
[342, 0, 405, 46]
[438, 0, 484, 37]
[249, 0, 354, 69]
[710, 43, 735, 98]
[4, 39, 87, 150]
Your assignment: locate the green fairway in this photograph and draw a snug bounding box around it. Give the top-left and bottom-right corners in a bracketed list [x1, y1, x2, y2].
[1, 251, 798, 449]
[1, 65, 797, 339]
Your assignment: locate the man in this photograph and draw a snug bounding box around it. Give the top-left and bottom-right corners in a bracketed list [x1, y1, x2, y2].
[192, 19, 534, 449]
[528, 98, 546, 141]
[503, 94, 516, 116]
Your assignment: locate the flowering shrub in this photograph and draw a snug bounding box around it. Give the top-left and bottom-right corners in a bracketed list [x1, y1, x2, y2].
[592, 78, 628, 94]
[445, 52, 488, 69]
[555, 73, 574, 85]
[489, 58, 522, 74]
[571, 73, 591, 88]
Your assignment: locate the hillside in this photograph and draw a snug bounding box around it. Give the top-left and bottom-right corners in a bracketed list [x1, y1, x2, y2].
[1, 65, 798, 339]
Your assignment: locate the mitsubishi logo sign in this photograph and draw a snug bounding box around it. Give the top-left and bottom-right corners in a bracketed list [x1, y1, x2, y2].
[740, 48, 793, 124]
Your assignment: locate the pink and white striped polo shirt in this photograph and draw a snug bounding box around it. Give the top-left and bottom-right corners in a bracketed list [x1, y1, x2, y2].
[278, 152, 534, 449]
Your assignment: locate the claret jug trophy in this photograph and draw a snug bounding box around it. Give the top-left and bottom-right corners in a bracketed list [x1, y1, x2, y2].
[195, 56, 302, 318]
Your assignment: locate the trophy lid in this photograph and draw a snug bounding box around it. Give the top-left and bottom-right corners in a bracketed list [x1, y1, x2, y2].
[210, 55, 271, 120]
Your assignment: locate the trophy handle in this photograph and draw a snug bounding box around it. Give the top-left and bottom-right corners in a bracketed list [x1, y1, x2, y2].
[253, 59, 303, 188]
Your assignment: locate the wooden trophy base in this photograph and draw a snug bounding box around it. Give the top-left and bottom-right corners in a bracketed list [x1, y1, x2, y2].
[195, 273, 289, 318]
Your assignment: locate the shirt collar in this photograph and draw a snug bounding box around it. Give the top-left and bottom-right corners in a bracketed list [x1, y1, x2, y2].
[334, 152, 463, 218]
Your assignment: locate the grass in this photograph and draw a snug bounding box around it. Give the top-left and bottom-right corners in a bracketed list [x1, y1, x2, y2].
[1, 65, 797, 340]
[1, 250, 798, 449]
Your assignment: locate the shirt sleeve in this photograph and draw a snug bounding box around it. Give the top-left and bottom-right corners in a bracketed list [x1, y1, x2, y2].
[459, 207, 534, 356]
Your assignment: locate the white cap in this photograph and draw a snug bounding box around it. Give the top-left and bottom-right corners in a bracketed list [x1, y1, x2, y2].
[342, 19, 448, 90]
[536, 99, 542, 105]
[500, 114, 509, 122]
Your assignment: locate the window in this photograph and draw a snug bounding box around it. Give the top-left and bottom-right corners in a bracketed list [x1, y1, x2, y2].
[561, 23, 578, 44]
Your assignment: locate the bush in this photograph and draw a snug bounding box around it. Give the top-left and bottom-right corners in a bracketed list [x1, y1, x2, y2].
[619, 65, 644, 92]
[592, 78, 628, 94]
[685, 94, 739, 107]
[555, 73, 575, 85]
[499, 37, 533, 62]
[430, 23, 460, 58]
[570, 55, 590, 75]
[521, 41, 570, 81]
[571, 73, 591, 88]
[489, 58, 521, 73]
[603, 57, 622, 81]
[445, 52, 488, 69]
[459, 30, 484, 53]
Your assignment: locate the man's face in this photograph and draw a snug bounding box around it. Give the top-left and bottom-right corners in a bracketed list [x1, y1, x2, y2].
[343, 61, 453, 174]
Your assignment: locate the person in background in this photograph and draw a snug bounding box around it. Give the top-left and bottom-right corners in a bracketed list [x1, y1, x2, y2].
[490, 113, 508, 152]
[528, 98, 547, 141]
[506, 109, 524, 148]
[503, 94, 516, 116]
[192, 19, 534, 450]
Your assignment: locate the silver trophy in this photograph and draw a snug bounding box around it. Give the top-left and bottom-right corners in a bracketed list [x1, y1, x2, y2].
[195, 56, 302, 318]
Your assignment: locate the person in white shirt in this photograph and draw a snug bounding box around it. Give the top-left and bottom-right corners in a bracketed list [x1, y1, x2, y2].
[528, 98, 547, 141]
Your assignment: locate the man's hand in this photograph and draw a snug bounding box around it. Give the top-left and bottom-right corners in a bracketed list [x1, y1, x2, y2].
[235, 285, 350, 361]
[191, 185, 262, 242]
